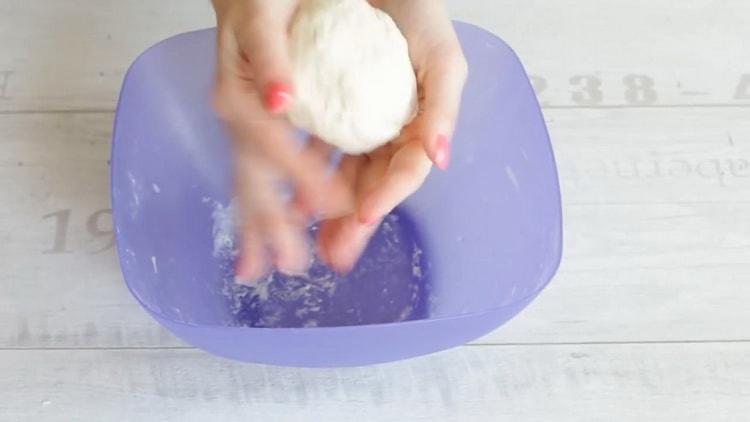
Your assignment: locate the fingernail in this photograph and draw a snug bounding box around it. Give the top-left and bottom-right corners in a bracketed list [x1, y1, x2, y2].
[264, 82, 292, 113]
[434, 134, 451, 170]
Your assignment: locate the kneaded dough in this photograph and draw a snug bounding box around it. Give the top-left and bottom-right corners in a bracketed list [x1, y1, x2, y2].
[287, 0, 417, 154]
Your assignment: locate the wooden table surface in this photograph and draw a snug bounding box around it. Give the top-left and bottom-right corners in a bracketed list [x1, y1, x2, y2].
[1, 0, 749, 420]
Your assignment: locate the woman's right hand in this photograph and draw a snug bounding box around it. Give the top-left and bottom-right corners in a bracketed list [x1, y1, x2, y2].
[211, 0, 353, 282]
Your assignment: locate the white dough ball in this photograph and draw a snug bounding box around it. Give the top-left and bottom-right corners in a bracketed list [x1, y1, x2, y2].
[287, 0, 418, 154]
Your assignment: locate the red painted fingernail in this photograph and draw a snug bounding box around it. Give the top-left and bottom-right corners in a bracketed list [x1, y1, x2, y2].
[264, 82, 292, 113]
[434, 134, 451, 170]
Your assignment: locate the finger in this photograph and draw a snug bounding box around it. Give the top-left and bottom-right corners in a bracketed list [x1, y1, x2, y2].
[317, 215, 379, 273]
[290, 137, 343, 218]
[291, 181, 353, 221]
[316, 154, 365, 267]
[234, 222, 267, 284]
[316, 217, 336, 267]
[235, 4, 297, 113]
[290, 137, 330, 217]
[258, 204, 310, 276]
[320, 154, 363, 218]
[328, 154, 365, 198]
[358, 141, 432, 224]
[223, 97, 354, 219]
[292, 168, 355, 221]
[417, 45, 468, 170]
[233, 152, 271, 283]
[236, 154, 310, 276]
[222, 109, 355, 224]
[213, 25, 253, 121]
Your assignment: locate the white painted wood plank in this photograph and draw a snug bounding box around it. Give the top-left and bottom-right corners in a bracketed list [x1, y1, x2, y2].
[0, 0, 748, 111]
[551, 107, 750, 203]
[446, 0, 750, 108]
[1, 108, 748, 348]
[0, 112, 177, 347]
[0, 0, 214, 111]
[1, 344, 748, 421]
[485, 264, 750, 344]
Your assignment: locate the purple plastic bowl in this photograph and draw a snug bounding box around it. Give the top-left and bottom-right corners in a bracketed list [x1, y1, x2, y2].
[111, 22, 562, 367]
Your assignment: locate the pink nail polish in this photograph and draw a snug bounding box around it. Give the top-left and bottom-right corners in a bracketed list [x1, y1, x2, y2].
[264, 82, 292, 113]
[434, 134, 451, 170]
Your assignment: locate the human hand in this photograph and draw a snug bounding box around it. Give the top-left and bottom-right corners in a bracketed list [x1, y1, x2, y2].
[211, 0, 353, 281]
[318, 0, 468, 272]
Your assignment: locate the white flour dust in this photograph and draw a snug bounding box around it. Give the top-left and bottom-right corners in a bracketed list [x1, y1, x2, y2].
[206, 198, 238, 260]
[221, 262, 339, 328]
[206, 199, 428, 328]
[127, 172, 143, 219]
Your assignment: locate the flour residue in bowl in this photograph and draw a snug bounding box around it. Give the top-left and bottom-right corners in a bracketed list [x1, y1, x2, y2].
[208, 200, 430, 328]
[208, 198, 238, 260]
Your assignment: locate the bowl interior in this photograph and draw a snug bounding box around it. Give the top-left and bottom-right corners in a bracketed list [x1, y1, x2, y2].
[112, 23, 562, 330]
